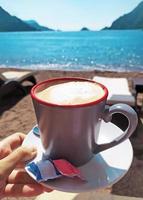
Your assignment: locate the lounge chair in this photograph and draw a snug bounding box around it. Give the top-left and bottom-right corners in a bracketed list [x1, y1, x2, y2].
[93, 76, 138, 134]
[0, 70, 37, 98]
[132, 77, 143, 109]
[93, 76, 136, 107]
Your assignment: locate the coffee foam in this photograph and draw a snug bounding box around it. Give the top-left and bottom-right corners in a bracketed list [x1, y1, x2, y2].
[36, 81, 105, 105]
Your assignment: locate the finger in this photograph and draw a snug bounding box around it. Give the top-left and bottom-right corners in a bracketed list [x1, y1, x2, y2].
[4, 183, 52, 197]
[0, 133, 26, 159]
[0, 146, 37, 177]
[15, 163, 26, 168]
[8, 169, 53, 192]
[0, 133, 26, 151]
[8, 169, 37, 184]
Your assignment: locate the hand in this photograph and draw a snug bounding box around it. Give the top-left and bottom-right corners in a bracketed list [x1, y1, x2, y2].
[0, 133, 52, 198]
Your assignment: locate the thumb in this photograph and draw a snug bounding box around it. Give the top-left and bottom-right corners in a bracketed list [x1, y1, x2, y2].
[0, 146, 37, 177]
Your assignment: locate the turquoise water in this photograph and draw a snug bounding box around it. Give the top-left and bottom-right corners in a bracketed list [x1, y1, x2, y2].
[0, 30, 143, 72]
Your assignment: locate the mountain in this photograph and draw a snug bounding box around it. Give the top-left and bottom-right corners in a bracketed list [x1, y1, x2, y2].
[25, 20, 54, 31]
[80, 27, 90, 31]
[0, 6, 36, 32]
[105, 1, 143, 30]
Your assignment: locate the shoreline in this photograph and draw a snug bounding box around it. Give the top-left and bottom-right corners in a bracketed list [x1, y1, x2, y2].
[1, 67, 143, 77]
[0, 65, 143, 74]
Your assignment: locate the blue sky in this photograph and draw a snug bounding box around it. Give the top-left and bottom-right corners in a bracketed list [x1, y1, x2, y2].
[0, 0, 142, 30]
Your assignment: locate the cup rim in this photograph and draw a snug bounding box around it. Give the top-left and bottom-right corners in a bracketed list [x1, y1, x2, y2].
[31, 77, 108, 108]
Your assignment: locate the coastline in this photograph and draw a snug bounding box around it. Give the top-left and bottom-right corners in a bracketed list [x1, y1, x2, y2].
[1, 67, 143, 78]
[1, 68, 143, 199]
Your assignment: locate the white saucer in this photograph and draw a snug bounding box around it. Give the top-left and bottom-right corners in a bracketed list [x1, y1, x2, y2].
[23, 121, 133, 193]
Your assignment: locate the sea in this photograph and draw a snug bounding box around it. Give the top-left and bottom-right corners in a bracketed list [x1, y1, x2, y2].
[0, 30, 143, 72]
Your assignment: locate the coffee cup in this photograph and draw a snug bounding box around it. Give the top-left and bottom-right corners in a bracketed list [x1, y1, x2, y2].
[31, 77, 138, 166]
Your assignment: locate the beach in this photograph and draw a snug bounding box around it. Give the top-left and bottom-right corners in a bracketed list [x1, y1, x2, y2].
[1, 68, 143, 199]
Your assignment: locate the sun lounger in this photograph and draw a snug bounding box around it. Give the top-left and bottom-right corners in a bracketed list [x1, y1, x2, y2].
[0, 70, 37, 98]
[93, 76, 135, 107]
[1, 70, 37, 84]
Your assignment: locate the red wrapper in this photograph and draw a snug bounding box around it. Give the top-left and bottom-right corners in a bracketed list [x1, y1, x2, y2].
[53, 159, 83, 179]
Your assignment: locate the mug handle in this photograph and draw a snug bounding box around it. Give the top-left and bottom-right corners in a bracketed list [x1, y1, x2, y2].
[95, 103, 138, 154]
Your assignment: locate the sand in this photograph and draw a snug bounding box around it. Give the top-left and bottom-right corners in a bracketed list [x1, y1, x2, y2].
[1, 68, 143, 199]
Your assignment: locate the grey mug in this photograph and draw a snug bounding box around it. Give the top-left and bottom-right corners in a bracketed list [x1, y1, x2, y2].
[31, 77, 138, 166]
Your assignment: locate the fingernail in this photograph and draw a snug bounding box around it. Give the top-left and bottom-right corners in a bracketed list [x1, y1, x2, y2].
[22, 146, 37, 162]
[30, 146, 37, 152]
[25, 146, 37, 152]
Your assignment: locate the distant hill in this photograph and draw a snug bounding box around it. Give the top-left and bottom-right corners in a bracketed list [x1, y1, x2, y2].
[25, 20, 54, 31]
[0, 6, 36, 32]
[0, 6, 54, 32]
[104, 1, 143, 30]
[80, 27, 90, 31]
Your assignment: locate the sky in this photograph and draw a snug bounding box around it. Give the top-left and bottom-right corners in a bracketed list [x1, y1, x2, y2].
[0, 0, 142, 31]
